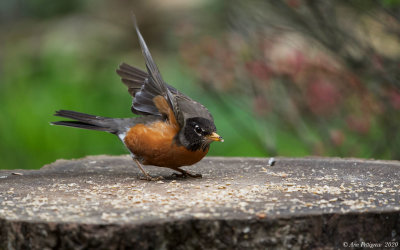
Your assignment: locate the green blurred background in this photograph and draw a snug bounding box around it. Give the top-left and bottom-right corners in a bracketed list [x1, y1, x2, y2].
[1, 0, 400, 169]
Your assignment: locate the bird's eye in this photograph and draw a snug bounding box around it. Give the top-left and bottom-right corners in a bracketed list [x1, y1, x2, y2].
[194, 125, 203, 135]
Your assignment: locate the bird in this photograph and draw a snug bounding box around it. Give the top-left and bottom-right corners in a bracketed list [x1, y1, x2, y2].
[51, 17, 223, 180]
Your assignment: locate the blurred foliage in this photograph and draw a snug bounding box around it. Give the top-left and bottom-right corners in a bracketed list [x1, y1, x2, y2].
[0, 0, 400, 169]
[179, 0, 400, 158]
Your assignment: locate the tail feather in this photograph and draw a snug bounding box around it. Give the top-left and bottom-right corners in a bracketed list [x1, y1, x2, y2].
[52, 110, 117, 133]
[54, 109, 106, 120]
[51, 121, 115, 132]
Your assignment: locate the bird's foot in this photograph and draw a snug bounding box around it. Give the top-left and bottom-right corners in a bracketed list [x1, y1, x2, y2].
[172, 169, 202, 179]
[132, 158, 164, 181]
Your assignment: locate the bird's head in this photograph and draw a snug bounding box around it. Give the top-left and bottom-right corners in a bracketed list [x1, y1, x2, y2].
[178, 117, 223, 151]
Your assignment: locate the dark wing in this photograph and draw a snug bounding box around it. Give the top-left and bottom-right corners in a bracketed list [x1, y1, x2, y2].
[116, 16, 214, 127]
[125, 17, 178, 119]
[116, 63, 179, 102]
[116, 63, 214, 125]
[116, 63, 149, 98]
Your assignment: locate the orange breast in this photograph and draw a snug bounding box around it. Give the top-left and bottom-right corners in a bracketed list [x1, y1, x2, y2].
[124, 121, 209, 168]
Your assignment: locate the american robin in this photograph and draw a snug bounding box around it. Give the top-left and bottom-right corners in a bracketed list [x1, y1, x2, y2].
[52, 17, 223, 180]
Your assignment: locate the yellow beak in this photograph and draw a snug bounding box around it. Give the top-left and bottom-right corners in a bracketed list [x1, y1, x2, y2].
[207, 132, 224, 142]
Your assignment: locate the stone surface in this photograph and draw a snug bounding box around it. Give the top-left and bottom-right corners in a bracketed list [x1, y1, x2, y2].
[1, 155, 400, 249]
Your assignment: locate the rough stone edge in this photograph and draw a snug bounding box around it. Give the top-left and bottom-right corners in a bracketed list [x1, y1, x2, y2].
[4, 155, 399, 172]
[1, 211, 399, 249]
[38, 155, 400, 171]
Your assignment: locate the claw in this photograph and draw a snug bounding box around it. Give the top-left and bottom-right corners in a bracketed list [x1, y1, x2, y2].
[172, 169, 202, 179]
[132, 158, 165, 181]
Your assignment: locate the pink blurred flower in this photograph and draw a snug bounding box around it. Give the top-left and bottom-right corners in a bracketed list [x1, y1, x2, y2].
[285, 50, 306, 79]
[329, 129, 345, 146]
[245, 60, 271, 81]
[286, 0, 301, 8]
[346, 115, 370, 134]
[306, 79, 341, 115]
[268, 42, 306, 78]
[388, 89, 400, 110]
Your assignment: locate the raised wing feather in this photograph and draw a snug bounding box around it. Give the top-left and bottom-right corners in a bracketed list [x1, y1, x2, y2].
[131, 17, 178, 118]
[116, 16, 214, 128]
[116, 63, 180, 115]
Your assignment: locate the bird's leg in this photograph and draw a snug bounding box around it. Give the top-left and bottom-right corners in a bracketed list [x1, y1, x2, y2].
[133, 158, 163, 181]
[133, 158, 152, 180]
[172, 168, 202, 178]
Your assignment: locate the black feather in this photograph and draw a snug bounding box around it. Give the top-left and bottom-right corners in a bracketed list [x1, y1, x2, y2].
[51, 121, 115, 132]
[130, 15, 179, 119]
[132, 16, 168, 95]
[52, 110, 118, 133]
[119, 62, 148, 78]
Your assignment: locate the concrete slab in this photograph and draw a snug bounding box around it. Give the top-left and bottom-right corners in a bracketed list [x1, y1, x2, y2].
[1, 156, 399, 249]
